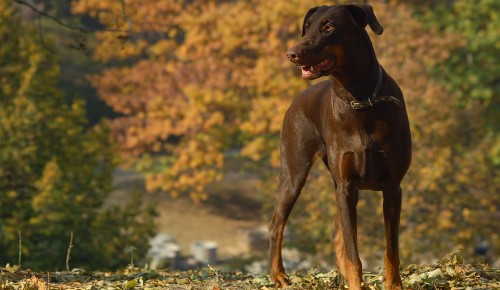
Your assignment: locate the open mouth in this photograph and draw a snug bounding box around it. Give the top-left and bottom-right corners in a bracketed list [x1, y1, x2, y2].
[300, 58, 335, 79]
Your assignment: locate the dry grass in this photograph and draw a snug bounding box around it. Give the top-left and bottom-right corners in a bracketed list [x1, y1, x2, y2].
[2, 253, 498, 290]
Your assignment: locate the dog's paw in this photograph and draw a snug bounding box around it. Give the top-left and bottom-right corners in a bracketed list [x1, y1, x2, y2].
[385, 279, 403, 290]
[271, 272, 290, 288]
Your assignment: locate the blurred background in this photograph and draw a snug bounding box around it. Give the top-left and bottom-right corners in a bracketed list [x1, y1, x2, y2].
[0, 0, 498, 271]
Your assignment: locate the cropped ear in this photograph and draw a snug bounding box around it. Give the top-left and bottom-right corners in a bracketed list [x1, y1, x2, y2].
[301, 6, 320, 36]
[345, 4, 384, 35]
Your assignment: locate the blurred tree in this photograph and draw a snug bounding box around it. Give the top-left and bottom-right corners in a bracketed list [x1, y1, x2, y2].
[0, 0, 155, 270]
[412, 0, 499, 103]
[396, 0, 500, 263]
[72, 0, 498, 265]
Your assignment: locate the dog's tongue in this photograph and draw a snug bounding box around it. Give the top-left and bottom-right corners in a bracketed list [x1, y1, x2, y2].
[300, 59, 334, 79]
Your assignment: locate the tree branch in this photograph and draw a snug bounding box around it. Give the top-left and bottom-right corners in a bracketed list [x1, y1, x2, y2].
[12, 0, 126, 33]
[13, 0, 88, 32]
[38, 14, 55, 53]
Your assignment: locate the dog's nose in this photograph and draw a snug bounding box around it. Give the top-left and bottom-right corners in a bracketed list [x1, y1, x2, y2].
[287, 47, 301, 62]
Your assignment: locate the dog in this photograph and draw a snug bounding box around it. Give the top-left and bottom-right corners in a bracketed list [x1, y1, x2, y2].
[268, 4, 411, 290]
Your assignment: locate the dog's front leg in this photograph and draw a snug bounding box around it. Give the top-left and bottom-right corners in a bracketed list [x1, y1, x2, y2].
[382, 185, 403, 290]
[269, 119, 318, 287]
[269, 210, 289, 287]
[333, 212, 347, 277]
[269, 175, 308, 287]
[335, 182, 362, 290]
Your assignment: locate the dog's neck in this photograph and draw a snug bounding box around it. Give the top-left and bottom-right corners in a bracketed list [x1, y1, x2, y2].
[330, 31, 381, 102]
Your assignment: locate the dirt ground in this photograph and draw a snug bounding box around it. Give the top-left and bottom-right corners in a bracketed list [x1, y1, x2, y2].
[111, 165, 266, 260]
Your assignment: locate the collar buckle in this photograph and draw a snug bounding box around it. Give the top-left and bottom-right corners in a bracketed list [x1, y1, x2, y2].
[350, 101, 360, 110]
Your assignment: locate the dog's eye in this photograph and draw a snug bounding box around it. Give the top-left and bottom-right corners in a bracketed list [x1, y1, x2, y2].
[324, 23, 335, 31]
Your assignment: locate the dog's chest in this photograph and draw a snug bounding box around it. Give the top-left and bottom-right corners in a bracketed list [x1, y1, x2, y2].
[333, 110, 392, 147]
[329, 115, 393, 189]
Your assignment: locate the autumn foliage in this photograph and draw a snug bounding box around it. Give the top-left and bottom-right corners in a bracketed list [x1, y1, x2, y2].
[71, 0, 319, 202]
[68, 0, 499, 264]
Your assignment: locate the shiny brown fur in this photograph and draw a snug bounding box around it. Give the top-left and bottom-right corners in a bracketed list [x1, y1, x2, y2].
[269, 4, 411, 290]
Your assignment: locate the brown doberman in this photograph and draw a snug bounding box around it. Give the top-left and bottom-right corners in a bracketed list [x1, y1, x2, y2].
[268, 4, 411, 290]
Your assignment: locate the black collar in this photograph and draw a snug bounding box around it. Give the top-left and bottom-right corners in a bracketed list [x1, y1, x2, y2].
[337, 65, 402, 110]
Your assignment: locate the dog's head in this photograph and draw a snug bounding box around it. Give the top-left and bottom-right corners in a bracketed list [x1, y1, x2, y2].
[287, 4, 383, 80]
